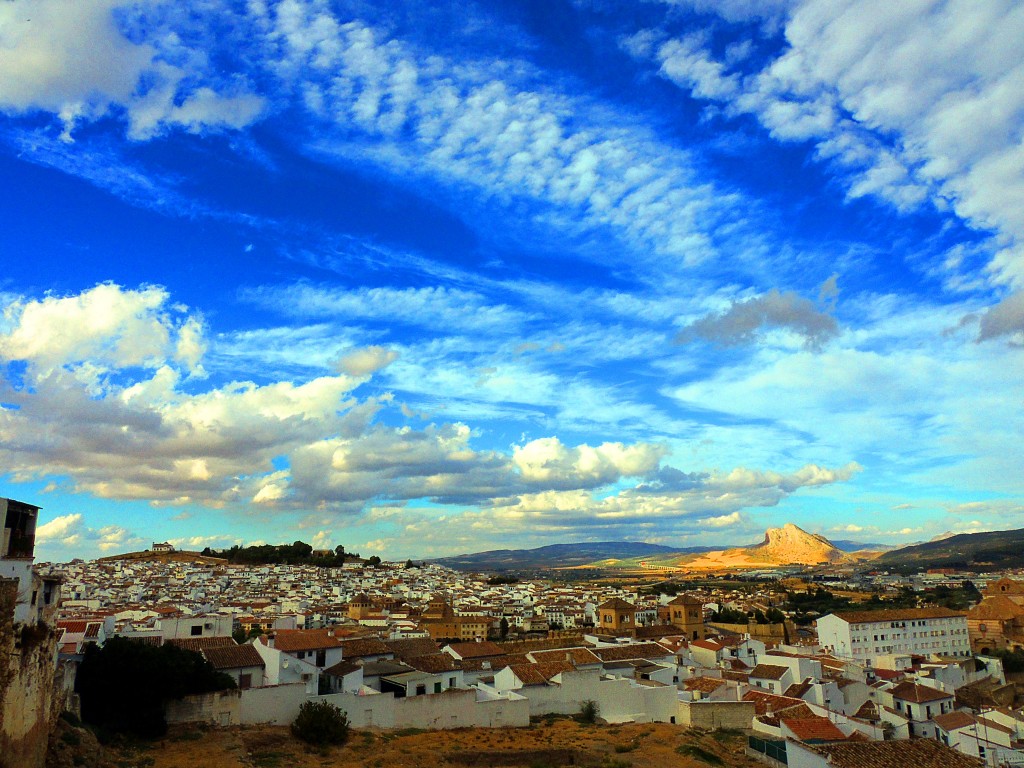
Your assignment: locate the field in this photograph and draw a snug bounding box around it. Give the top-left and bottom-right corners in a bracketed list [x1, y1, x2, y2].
[99, 719, 761, 768]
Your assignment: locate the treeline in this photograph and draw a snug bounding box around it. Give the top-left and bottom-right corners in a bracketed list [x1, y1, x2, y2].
[201, 541, 377, 567]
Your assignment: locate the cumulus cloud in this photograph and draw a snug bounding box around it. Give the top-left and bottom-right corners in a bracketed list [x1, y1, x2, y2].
[0, 0, 263, 140]
[512, 438, 666, 489]
[34, 512, 145, 553]
[35, 513, 84, 544]
[676, 288, 839, 349]
[0, 285, 730, 521]
[336, 346, 400, 376]
[975, 292, 1024, 344]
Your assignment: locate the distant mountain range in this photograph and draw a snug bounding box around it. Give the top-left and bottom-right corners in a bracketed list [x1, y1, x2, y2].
[432, 541, 718, 571]
[432, 529, 889, 572]
[873, 527, 1024, 571]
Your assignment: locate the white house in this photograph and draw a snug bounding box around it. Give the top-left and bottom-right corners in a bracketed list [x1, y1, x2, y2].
[816, 608, 970, 663]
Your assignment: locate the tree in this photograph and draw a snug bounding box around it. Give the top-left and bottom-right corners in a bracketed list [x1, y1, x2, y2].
[405, 559, 414, 568]
[499, 617, 509, 640]
[334, 544, 346, 558]
[291, 700, 350, 747]
[765, 607, 786, 624]
[232, 626, 248, 644]
[367, 555, 382, 567]
[76, 637, 235, 739]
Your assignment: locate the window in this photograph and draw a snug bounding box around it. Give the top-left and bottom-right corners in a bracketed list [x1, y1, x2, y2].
[449, 677, 457, 688]
[190, 625, 203, 636]
[239, 673, 252, 689]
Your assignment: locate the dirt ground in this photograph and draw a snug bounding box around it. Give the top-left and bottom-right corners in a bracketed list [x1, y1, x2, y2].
[100, 718, 763, 768]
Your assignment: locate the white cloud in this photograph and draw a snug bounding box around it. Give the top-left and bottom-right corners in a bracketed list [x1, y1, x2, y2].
[512, 438, 666, 488]
[336, 346, 400, 376]
[698, 511, 743, 527]
[35, 513, 83, 543]
[0, 0, 263, 140]
[634, 0, 1024, 286]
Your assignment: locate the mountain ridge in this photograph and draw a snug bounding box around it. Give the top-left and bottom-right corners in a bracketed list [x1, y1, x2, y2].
[432, 527, 884, 571]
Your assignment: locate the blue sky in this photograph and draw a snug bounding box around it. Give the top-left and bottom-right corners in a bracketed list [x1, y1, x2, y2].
[2, 0, 1023, 561]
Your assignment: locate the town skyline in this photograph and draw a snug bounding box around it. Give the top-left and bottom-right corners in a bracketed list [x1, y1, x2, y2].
[1, 0, 1022, 561]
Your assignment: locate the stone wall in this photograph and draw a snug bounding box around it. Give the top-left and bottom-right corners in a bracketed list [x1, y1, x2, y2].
[676, 700, 755, 730]
[0, 579, 61, 768]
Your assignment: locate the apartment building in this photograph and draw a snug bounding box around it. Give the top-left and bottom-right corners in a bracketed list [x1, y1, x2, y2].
[817, 608, 970, 662]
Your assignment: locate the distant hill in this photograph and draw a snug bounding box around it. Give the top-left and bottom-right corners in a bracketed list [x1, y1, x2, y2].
[98, 549, 227, 565]
[432, 541, 718, 571]
[830, 539, 893, 552]
[874, 527, 1023, 571]
[670, 523, 849, 570]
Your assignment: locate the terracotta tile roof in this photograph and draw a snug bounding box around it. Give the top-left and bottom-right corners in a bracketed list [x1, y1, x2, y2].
[84, 622, 102, 639]
[495, 636, 592, 654]
[339, 637, 391, 658]
[801, 738, 983, 768]
[742, 690, 806, 715]
[873, 667, 905, 681]
[684, 676, 726, 693]
[203, 644, 265, 670]
[384, 638, 441, 660]
[405, 654, 460, 673]
[668, 594, 702, 605]
[933, 711, 977, 731]
[446, 641, 505, 659]
[968, 595, 1024, 620]
[828, 607, 966, 624]
[506, 661, 574, 685]
[597, 598, 636, 611]
[57, 620, 89, 634]
[167, 636, 236, 653]
[690, 639, 725, 652]
[889, 681, 954, 704]
[323, 659, 362, 677]
[591, 643, 671, 662]
[529, 648, 602, 666]
[782, 715, 847, 742]
[854, 700, 880, 721]
[784, 681, 813, 698]
[459, 653, 532, 671]
[750, 663, 790, 680]
[271, 629, 346, 652]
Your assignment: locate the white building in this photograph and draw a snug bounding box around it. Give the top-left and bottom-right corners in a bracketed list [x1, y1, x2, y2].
[816, 608, 970, 663]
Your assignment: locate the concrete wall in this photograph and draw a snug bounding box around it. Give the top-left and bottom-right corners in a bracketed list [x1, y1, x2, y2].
[166, 684, 530, 732]
[240, 684, 309, 725]
[493, 669, 677, 723]
[677, 700, 755, 730]
[166, 689, 241, 726]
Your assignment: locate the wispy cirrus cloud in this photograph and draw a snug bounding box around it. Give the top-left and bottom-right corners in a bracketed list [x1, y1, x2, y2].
[626, 0, 1024, 287]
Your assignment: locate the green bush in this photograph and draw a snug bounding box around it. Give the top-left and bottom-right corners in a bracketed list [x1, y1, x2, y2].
[291, 700, 350, 747]
[577, 700, 599, 725]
